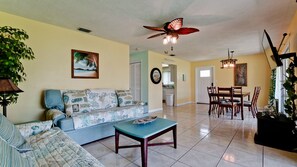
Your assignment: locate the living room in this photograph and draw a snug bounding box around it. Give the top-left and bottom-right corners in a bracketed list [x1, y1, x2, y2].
[1, 1, 297, 167]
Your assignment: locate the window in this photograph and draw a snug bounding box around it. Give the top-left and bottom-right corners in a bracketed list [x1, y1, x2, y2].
[200, 70, 210, 77]
[163, 71, 174, 85]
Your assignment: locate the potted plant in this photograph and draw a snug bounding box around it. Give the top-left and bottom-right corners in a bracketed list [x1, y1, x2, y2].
[255, 62, 297, 152]
[0, 26, 35, 104]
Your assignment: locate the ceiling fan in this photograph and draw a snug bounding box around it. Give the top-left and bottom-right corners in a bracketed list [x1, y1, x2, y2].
[143, 18, 199, 44]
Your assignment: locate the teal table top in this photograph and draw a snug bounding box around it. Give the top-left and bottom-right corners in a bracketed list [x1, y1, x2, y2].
[114, 118, 177, 139]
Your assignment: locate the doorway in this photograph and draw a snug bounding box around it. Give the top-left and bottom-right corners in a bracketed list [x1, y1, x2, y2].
[162, 64, 177, 106]
[195, 66, 214, 103]
[130, 62, 141, 101]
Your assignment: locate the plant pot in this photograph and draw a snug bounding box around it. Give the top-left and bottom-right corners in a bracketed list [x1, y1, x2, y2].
[254, 113, 297, 152]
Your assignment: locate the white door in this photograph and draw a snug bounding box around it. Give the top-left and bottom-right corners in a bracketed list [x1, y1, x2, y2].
[130, 62, 141, 101]
[196, 67, 214, 103]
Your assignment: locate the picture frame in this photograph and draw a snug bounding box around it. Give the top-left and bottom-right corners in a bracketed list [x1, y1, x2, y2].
[150, 68, 162, 84]
[234, 63, 247, 86]
[71, 49, 99, 79]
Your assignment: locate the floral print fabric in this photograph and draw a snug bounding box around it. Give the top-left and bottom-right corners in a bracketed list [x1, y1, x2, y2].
[63, 90, 91, 116]
[22, 127, 104, 167]
[116, 90, 134, 107]
[16, 120, 53, 138]
[86, 88, 118, 110]
[72, 105, 146, 129]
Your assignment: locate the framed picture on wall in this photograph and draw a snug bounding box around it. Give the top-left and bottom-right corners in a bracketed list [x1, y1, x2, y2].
[71, 49, 99, 79]
[234, 63, 247, 86]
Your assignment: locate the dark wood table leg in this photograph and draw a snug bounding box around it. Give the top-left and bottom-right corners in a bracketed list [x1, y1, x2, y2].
[241, 95, 244, 120]
[115, 130, 119, 154]
[141, 138, 148, 167]
[173, 125, 177, 149]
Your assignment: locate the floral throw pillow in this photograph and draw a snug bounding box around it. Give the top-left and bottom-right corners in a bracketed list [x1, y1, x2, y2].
[116, 90, 134, 107]
[15, 120, 53, 138]
[63, 91, 91, 116]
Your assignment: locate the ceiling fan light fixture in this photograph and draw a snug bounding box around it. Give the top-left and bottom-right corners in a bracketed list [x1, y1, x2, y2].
[171, 36, 177, 44]
[166, 35, 172, 41]
[163, 37, 169, 45]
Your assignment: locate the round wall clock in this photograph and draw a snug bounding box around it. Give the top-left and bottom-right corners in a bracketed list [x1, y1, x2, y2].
[150, 68, 162, 84]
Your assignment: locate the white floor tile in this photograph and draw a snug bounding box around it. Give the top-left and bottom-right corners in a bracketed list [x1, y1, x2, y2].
[80, 104, 297, 167]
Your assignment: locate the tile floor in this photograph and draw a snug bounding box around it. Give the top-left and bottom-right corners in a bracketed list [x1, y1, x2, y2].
[83, 103, 297, 167]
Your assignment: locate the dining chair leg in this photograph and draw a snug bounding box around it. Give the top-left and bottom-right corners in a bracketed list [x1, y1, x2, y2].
[208, 103, 212, 115]
[218, 107, 220, 118]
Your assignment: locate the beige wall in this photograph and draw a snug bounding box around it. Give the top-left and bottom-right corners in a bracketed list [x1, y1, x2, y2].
[191, 53, 271, 108]
[1, 12, 130, 123]
[148, 51, 192, 111]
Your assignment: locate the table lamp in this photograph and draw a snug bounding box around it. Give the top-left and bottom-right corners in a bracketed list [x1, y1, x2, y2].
[0, 78, 23, 117]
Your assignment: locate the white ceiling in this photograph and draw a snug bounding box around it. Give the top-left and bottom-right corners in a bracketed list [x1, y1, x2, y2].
[0, 0, 296, 61]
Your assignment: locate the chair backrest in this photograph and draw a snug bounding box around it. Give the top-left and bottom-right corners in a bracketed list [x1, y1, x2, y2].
[232, 86, 242, 94]
[207, 86, 216, 94]
[207, 86, 217, 101]
[217, 87, 234, 102]
[251, 86, 261, 106]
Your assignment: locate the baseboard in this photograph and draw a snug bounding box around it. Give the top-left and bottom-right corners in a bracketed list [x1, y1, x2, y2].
[149, 108, 163, 113]
[176, 101, 194, 106]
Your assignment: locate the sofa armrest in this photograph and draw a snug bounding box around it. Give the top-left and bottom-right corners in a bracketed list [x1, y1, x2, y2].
[45, 109, 66, 126]
[15, 120, 53, 138]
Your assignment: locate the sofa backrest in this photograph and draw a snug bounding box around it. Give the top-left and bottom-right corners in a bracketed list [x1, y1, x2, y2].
[85, 88, 118, 110]
[44, 88, 119, 113]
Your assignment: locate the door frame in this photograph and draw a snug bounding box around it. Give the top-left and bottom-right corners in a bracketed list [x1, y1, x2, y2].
[195, 66, 215, 103]
[130, 61, 141, 101]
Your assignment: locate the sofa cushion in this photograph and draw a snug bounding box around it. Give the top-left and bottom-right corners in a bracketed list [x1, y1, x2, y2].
[0, 114, 32, 153]
[44, 89, 64, 111]
[23, 127, 104, 167]
[72, 105, 146, 129]
[63, 90, 91, 116]
[0, 138, 31, 167]
[116, 90, 134, 107]
[86, 88, 118, 110]
[15, 120, 53, 138]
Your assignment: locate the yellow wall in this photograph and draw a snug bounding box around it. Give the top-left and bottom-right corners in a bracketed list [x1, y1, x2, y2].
[191, 53, 271, 108]
[148, 51, 192, 111]
[1, 12, 130, 123]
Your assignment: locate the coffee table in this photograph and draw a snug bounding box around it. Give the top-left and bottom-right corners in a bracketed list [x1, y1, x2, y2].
[114, 117, 177, 167]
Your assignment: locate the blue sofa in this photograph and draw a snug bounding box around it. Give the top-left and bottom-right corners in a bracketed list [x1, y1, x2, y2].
[44, 88, 148, 145]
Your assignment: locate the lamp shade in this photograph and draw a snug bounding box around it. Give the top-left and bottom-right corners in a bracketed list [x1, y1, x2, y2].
[0, 78, 23, 93]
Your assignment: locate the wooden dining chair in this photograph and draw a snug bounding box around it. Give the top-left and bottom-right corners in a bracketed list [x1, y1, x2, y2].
[207, 86, 218, 115]
[232, 86, 242, 102]
[244, 87, 261, 118]
[217, 87, 239, 119]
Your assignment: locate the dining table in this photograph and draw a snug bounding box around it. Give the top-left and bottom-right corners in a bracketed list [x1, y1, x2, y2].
[209, 91, 250, 120]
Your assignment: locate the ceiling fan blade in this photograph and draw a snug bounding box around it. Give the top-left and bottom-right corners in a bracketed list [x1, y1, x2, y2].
[177, 27, 199, 35]
[143, 26, 164, 31]
[147, 33, 166, 39]
[167, 18, 183, 30]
